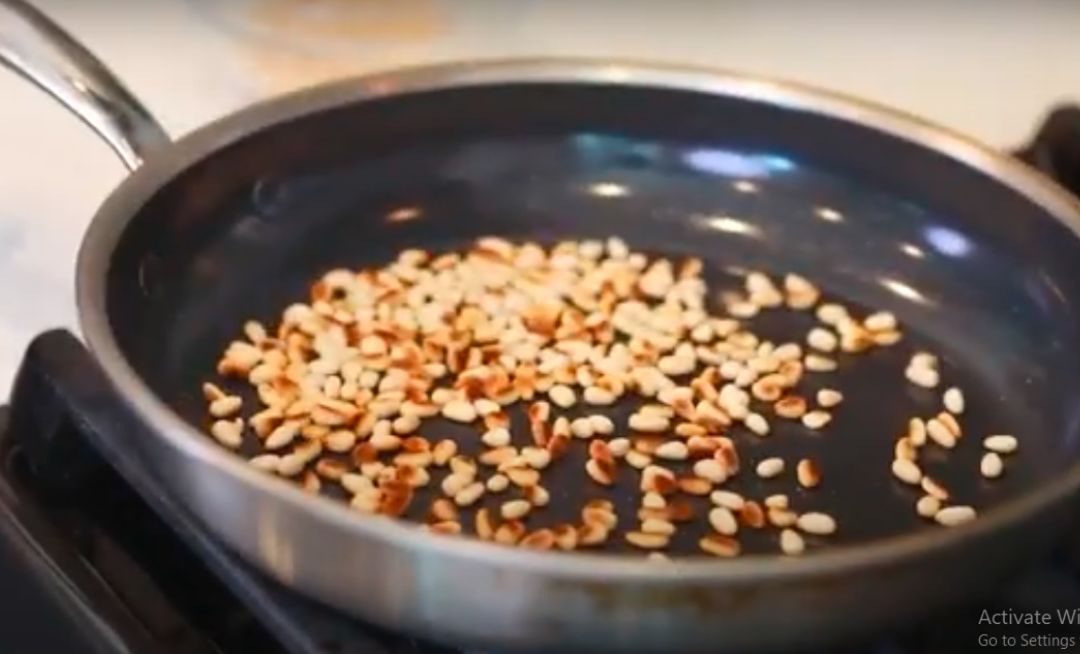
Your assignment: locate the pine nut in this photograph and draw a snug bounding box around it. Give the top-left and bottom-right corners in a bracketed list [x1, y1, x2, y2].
[277, 453, 306, 477]
[570, 418, 594, 439]
[764, 494, 789, 510]
[442, 399, 477, 423]
[805, 354, 837, 372]
[475, 508, 496, 541]
[937, 412, 961, 437]
[806, 328, 837, 353]
[774, 395, 808, 419]
[780, 528, 806, 555]
[392, 414, 420, 435]
[486, 474, 510, 492]
[892, 458, 922, 485]
[522, 447, 552, 469]
[507, 467, 540, 488]
[549, 384, 577, 408]
[981, 452, 1004, 478]
[916, 495, 941, 518]
[441, 472, 472, 497]
[699, 534, 741, 557]
[678, 476, 712, 495]
[589, 414, 615, 435]
[265, 422, 300, 450]
[585, 458, 616, 486]
[796, 512, 837, 535]
[745, 412, 770, 436]
[524, 484, 550, 507]
[608, 437, 631, 458]
[626, 531, 669, 550]
[482, 427, 512, 448]
[796, 458, 821, 488]
[943, 387, 964, 414]
[453, 481, 485, 507]
[643, 491, 667, 509]
[655, 441, 689, 461]
[921, 476, 950, 501]
[708, 507, 739, 535]
[642, 518, 676, 536]
[756, 457, 785, 479]
[520, 529, 556, 550]
[926, 418, 957, 448]
[553, 523, 579, 550]
[935, 505, 977, 527]
[501, 499, 531, 520]
[495, 520, 526, 545]
[209, 396, 243, 419]
[432, 439, 458, 466]
[625, 450, 652, 469]
[908, 417, 927, 446]
[693, 458, 727, 483]
[801, 410, 831, 430]
[905, 365, 939, 389]
[711, 490, 745, 511]
[816, 388, 843, 408]
[248, 454, 280, 472]
[629, 412, 669, 433]
[864, 311, 896, 332]
[984, 435, 1018, 454]
[583, 386, 616, 406]
[210, 419, 243, 449]
[768, 508, 797, 528]
[895, 437, 916, 462]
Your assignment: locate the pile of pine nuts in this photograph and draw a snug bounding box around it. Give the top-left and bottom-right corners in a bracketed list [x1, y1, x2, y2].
[204, 236, 1017, 558]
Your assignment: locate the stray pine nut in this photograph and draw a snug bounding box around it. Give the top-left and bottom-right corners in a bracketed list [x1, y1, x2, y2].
[935, 505, 977, 527]
[926, 418, 957, 449]
[740, 501, 766, 529]
[984, 435, 1018, 454]
[816, 388, 843, 408]
[699, 534, 741, 558]
[801, 410, 831, 430]
[943, 387, 964, 414]
[892, 458, 922, 485]
[756, 457, 785, 479]
[708, 507, 739, 535]
[981, 452, 1004, 478]
[780, 529, 805, 555]
[796, 458, 821, 488]
[916, 495, 941, 518]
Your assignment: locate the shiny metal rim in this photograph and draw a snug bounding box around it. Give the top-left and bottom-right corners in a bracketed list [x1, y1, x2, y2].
[76, 58, 1080, 582]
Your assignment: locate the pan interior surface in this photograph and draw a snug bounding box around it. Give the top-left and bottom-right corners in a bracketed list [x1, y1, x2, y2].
[103, 80, 1080, 552]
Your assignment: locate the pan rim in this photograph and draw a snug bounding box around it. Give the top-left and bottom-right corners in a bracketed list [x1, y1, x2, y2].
[76, 57, 1080, 583]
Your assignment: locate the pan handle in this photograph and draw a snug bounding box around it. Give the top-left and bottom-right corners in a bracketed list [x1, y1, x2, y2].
[0, 0, 170, 170]
[1015, 105, 1080, 199]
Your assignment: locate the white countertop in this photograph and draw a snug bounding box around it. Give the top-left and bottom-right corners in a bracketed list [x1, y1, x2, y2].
[1, 0, 1079, 395]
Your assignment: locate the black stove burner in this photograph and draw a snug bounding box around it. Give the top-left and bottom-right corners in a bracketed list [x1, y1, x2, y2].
[5, 106, 1080, 654]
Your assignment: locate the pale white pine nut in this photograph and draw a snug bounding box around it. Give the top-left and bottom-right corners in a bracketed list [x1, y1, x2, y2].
[980, 452, 1004, 478]
[629, 413, 670, 433]
[708, 507, 739, 535]
[501, 499, 531, 520]
[806, 328, 837, 353]
[442, 399, 477, 423]
[693, 459, 727, 483]
[801, 410, 831, 430]
[209, 396, 243, 419]
[745, 412, 770, 436]
[926, 418, 957, 448]
[570, 418, 595, 439]
[486, 474, 510, 493]
[864, 311, 896, 332]
[641, 518, 676, 536]
[892, 458, 923, 485]
[549, 384, 577, 408]
[905, 365, 939, 389]
[756, 457, 785, 479]
[816, 389, 843, 408]
[583, 386, 617, 406]
[655, 441, 689, 461]
[796, 512, 837, 535]
[935, 505, 977, 527]
[482, 427, 512, 448]
[608, 438, 631, 458]
[710, 490, 745, 510]
[984, 435, 1018, 453]
[210, 419, 243, 449]
[943, 387, 964, 414]
[916, 495, 941, 518]
[780, 528, 806, 555]
[805, 355, 837, 372]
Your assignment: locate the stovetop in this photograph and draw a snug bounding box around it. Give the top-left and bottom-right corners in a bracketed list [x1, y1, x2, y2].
[5, 107, 1080, 654]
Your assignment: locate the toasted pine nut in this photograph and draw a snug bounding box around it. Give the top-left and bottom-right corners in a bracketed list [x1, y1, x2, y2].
[209, 396, 243, 419]
[453, 481, 485, 507]
[921, 476, 950, 501]
[522, 446, 552, 469]
[553, 523, 579, 550]
[908, 417, 927, 446]
[641, 518, 677, 536]
[895, 437, 916, 462]
[984, 435, 1018, 453]
[520, 529, 556, 550]
[495, 520, 526, 545]
[774, 395, 807, 419]
[756, 457, 785, 479]
[678, 476, 712, 496]
[892, 458, 922, 485]
[739, 501, 766, 528]
[626, 531, 669, 550]
[796, 458, 821, 488]
[475, 508, 496, 541]
[429, 498, 459, 523]
[699, 534, 741, 558]
[935, 505, 977, 527]
[693, 458, 727, 483]
[506, 467, 540, 488]
[981, 452, 1004, 478]
[864, 311, 896, 332]
[780, 528, 806, 555]
[585, 457, 615, 486]
[937, 412, 961, 437]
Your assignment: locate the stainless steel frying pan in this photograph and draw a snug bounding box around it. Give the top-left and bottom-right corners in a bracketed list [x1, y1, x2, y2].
[5, 1, 1080, 651]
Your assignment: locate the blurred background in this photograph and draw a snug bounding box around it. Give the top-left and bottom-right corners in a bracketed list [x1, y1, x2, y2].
[1, 0, 1078, 395]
